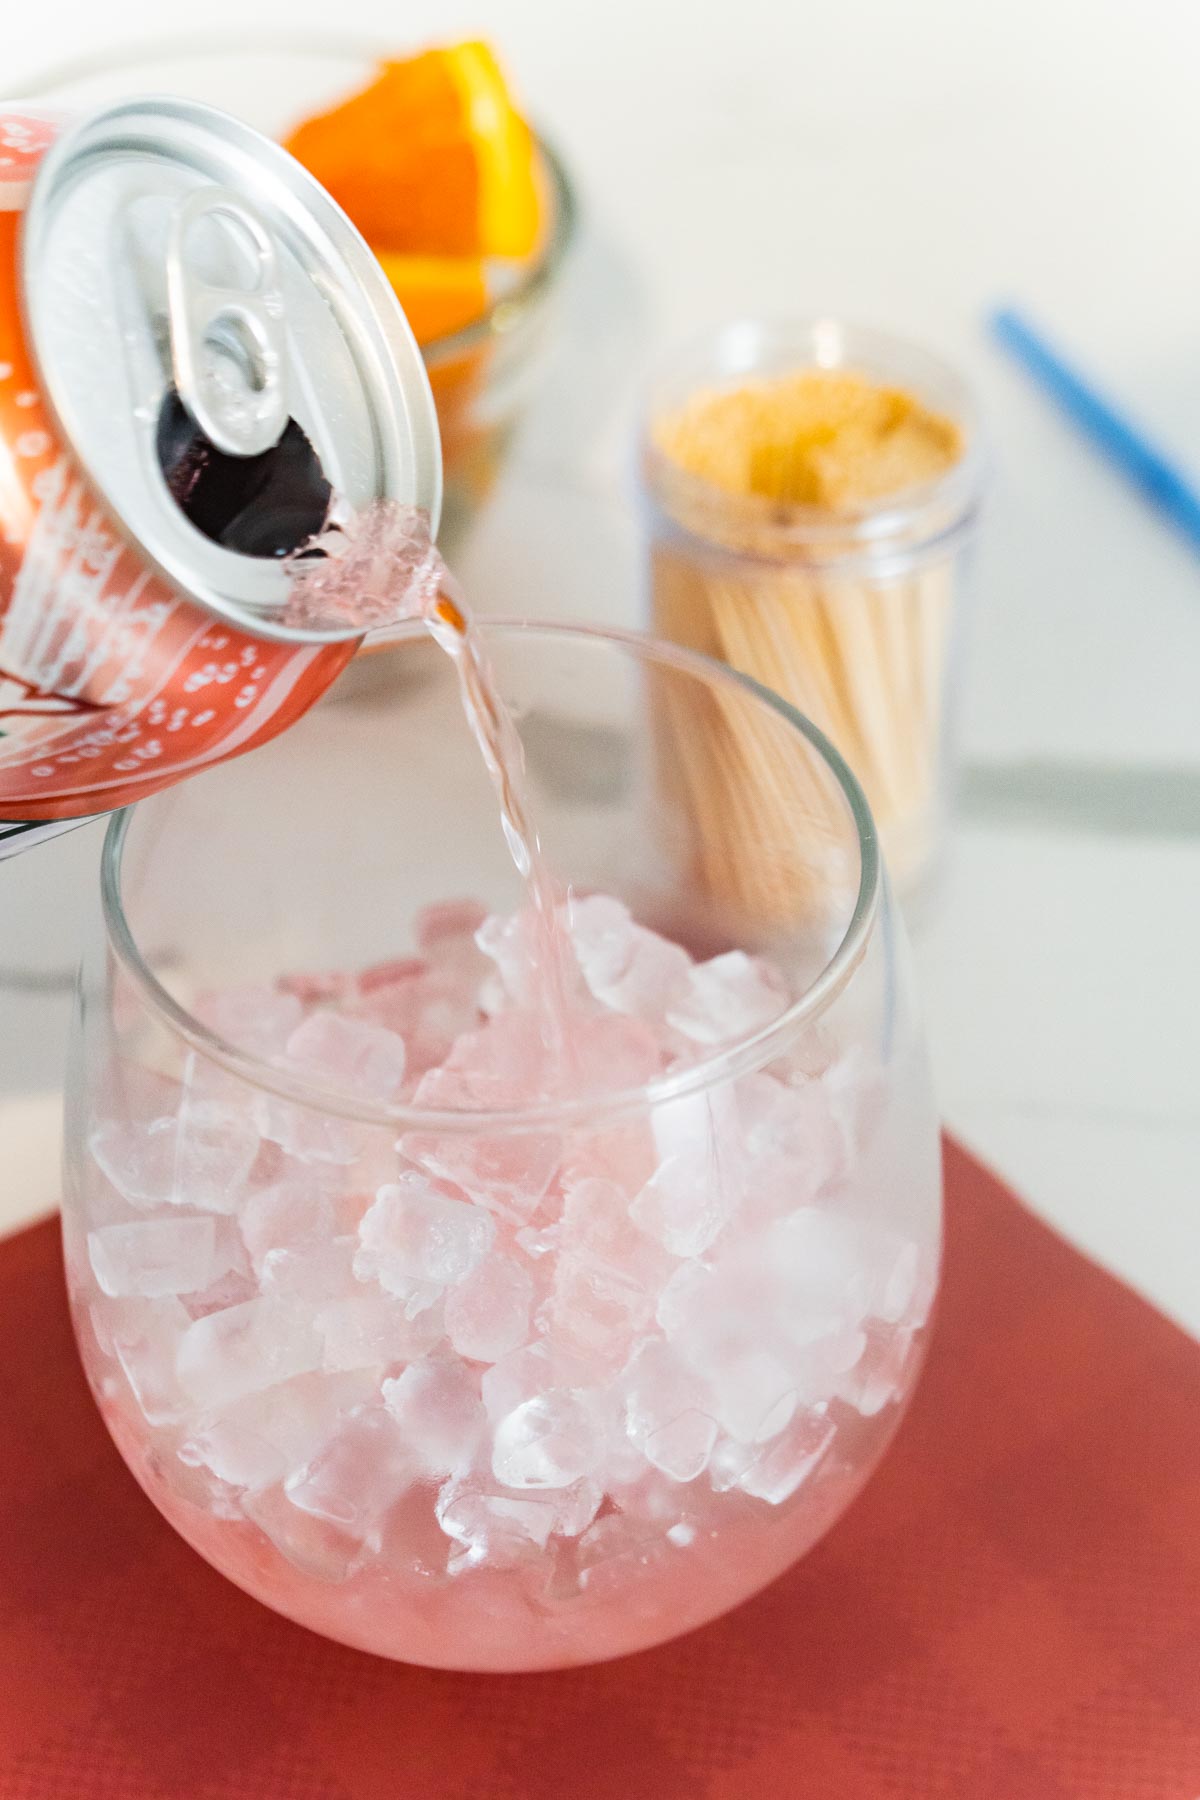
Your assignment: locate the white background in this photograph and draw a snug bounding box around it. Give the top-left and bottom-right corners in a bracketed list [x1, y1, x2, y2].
[1, 0, 1198, 1335]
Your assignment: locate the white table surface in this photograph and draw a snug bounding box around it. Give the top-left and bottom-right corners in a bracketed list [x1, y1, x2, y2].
[1, 0, 1197, 1338]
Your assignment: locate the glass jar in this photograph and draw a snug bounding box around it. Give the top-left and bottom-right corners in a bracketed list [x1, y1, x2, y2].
[642, 319, 985, 901]
[62, 621, 941, 1671]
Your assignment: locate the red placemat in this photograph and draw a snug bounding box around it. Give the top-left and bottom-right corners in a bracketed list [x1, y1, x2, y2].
[1, 1138, 1197, 1799]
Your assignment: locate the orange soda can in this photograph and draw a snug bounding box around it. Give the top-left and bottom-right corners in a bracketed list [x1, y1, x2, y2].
[0, 99, 441, 856]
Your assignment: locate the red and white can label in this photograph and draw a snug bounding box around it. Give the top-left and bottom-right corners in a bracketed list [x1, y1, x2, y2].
[0, 109, 354, 823]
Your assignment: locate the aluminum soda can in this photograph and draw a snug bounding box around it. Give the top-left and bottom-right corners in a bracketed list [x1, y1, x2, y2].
[0, 98, 441, 857]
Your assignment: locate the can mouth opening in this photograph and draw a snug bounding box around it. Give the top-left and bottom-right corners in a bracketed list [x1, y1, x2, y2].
[156, 389, 333, 560]
[20, 96, 443, 643]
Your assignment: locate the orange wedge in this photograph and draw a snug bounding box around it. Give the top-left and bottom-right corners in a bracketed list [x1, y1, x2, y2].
[377, 253, 488, 346]
[284, 42, 541, 259]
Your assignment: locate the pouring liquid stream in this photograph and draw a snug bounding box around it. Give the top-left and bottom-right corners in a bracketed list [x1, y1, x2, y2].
[284, 501, 575, 1062]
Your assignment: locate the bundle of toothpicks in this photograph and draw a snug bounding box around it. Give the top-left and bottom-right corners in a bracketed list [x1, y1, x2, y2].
[648, 369, 963, 925]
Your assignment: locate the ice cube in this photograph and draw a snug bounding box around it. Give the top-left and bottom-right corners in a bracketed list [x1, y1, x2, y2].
[552, 1477, 604, 1538]
[559, 1116, 659, 1204]
[564, 893, 634, 984]
[823, 1046, 873, 1154]
[283, 1011, 407, 1103]
[403, 1126, 562, 1224]
[407, 1013, 563, 1218]
[180, 1369, 376, 1491]
[339, 1128, 412, 1210]
[558, 1177, 670, 1281]
[420, 1003, 658, 1113]
[491, 1390, 604, 1490]
[317, 1290, 443, 1371]
[646, 1082, 744, 1250]
[814, 1326, 869, 1379]
[480, 1341, 596, 1423]
[444, 1254, 533, 1363]
[354, 958, 482, 1083]
[667, 950, 789, 1046]
[181, 1049, 257, 1111]
[355, 1175, 494, 1293]
[763, 1208, 876, 1331]
[880, 1240, 921, 1324]
[575, 1512, 668, 1594]
[253, 1093, 364, 1167]
[276, 968, 354, 1007]
[739, 1072, 840, 1163]
[622, 1338, 718, 1482]
[100, 1296, 191, 1425]
[242, 1484, 360, 1582]
[238, 1176, 336, 1274]
[87, 1216, 222, 1299]
[436, 1473, 558, 1572]
[170, 1097, 261, 1213]
[631, 1150, 738, 1259]
[653, 1208, 866, 1400]
[544, 1257, 656, 1369]
[394, 1279, 446, 1321]
[645, 1407, 720, 1485]
[544, 1179, 671, 1365]
[515, 1224, 559, 1259]
[571, 1012, 665, 1096]
[413, 899, 490, 994]
[285, 1404, 415, 1533]
[604, 1460, 722, 1532]
[655, 1255, 793, 1398]
[661, 1074, 743, 1154]
[382, 1359, 485, 1476]
[565, 894, 692, 1021]
[261, 1236, 359, 1302]
[355, 956, 428, 996]
[736, 1405, 836, 1504]
[416, 897, 488, 953]
[193, 986, 303, 1058]
[89, 1099, 259, 1214]
[414, 1009, 549, 1110]
[835, 1320, 919, 1417]
[177, 1297, 322, 1410]
[735, 1072, 850, 1217]
[707, 1435, 761, 1494]
[708, 1349, 798, 1444]
[473, 909, 545, 1010]
[842, 1228, 934, 1329]
[182, 1260, 258, 1320]
[655, 1259, 714, 1341]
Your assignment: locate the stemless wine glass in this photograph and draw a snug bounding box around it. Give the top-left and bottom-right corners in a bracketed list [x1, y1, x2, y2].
[62, 623, 941, 1672]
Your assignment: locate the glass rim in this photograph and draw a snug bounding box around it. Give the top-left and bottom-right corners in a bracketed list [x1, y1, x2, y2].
[12, 29, 579, 365]
[640, 315, 986, 566]
[100, 620, 882, 1134]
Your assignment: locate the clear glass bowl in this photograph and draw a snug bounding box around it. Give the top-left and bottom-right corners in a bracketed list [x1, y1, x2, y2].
[62, 622, 942, 1671]
[21, 34, 577, 561]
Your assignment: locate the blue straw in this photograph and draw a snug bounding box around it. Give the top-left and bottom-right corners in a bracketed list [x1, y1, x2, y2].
[989, 305, 1200, 555]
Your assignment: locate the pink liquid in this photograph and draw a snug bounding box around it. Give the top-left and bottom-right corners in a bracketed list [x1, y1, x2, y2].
[286, 503, 575, 1053]
[131, 1429, 890, 1670]
[89, 1354, 914, 1672]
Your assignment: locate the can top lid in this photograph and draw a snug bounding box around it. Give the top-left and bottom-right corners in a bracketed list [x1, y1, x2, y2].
[20, 96, 442, 643]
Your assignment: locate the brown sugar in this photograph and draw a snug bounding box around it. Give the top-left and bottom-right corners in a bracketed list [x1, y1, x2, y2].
[652, 369, 961, 512]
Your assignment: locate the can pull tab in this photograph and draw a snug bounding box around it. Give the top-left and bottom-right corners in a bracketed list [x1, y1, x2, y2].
[166, 187, 289, 459]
